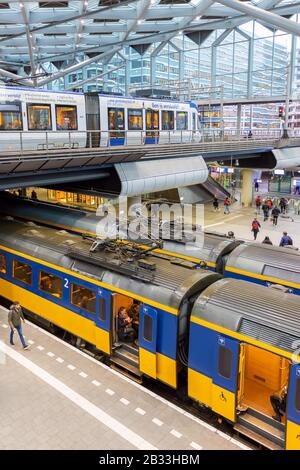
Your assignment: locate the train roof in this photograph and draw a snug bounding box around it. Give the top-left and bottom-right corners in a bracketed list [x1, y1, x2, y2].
[226, 242, 300, 275]
[192, 277, 300, 354]
[0, 218, 220, 311]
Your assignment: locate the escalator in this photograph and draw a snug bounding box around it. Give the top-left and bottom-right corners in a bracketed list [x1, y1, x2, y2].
[201, 175, 232, 201]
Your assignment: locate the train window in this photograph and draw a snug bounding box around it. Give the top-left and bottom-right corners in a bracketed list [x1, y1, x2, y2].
[128, 109, 143, 130]
[176, 111, 188, 131]
[143, 314, 153, 342]
[98, 296, 106, 322]
[263, 265, 300, 285]
[218, 346, 232, 380]
[162, 111, 174, 130]
[108, 108, 125, 130]
[13, 259, 32, 286]
[27, 103, 52, 130]
[55, 105, 78, 130]
[296, 379, 300, 413]
[0, 253, 6, 273]
[192, 113, 196, 131]
[71, 283, 96, 314]
[39, 270, 62, 299]
[146, 109, 159, 130]
[0, 101, 22, 130]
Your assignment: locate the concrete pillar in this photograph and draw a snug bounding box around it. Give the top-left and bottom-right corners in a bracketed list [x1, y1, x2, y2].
[241, 169, 254, 208]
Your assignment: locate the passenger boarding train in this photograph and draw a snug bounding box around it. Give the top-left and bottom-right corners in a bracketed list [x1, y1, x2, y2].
[0, 86, 201, 151]
[0, 217, 299, 450]
[2, 194, 300, 296]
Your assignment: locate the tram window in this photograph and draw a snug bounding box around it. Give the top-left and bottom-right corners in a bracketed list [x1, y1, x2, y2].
[192, 113, 196, 131]
[263, 265, 300, 285]
[143, 314, 153, 342]
[0, 253, 6, 273]
[98, 296, 106, 322]
[13, 259, 32, 286]
[71, 283, 96, 314]
[162, 111, 174, 130]
[146, 110, 159, 130]
[0, 101, 22, 130]
[176, 111, 188, 131]
[27, 103, 52, 130]
[108, 108, 125, 130]
[296, 378, 300, 413]
[128, 109, 143, 130]
[218, 346, 232, 380]
[39, 270, 62, 299]
[55, 105, 77, 130]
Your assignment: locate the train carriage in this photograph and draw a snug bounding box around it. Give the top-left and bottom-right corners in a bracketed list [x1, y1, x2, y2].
[188, 278, 300, 450]
[0, 86, 86, 151]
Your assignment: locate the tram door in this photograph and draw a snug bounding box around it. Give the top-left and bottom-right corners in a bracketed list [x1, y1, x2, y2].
[286, 364, 300, 450]
[85, 94, 100, 147]
[139, 305, 158, 378]
[145, 109, 159, 144]
[108, 107, 125, 146]
[94, 287, 112, 355]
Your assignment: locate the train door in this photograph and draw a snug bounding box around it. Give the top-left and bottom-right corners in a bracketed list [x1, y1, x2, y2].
[145, 109, 159, 144]
[139, 304, 158, 378]
[85, 94, 100, 148]
[211, 335, 239, 421]
[94, 287, 112, 355]
[286, 364, 300, 450]
[108, 107, 125, 146]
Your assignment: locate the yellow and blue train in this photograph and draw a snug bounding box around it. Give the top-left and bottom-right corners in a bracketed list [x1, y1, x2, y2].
[0, 217, 299, 450]
[1, 193, 300, 296]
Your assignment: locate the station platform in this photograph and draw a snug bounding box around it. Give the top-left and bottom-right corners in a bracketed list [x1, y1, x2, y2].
[0, 307, 249, 451]
[204, 196, 300, 247]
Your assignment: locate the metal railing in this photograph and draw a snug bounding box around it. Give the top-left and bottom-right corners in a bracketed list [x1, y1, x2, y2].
[0, 127, 299, 155]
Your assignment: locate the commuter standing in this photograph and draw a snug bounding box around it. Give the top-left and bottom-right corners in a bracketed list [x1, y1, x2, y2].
[213, 196, 219, 212]
[254, 180, 259, 192]
[279, 197, 287, 214]
[8, 301, 29, 349]
[255, 195, 262, 214]
[271, 206, 280, 226]
[251, 218, 261, 240]
[224, 197, 231, 215]
[279, 232, 293, 247]
[262, 202, 270, 221]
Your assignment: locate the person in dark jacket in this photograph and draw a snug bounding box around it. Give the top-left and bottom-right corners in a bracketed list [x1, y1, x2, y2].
[213, 196, 219, 212]
[251, 218, 261, 240]
[262, 202, 270, 221]
[279, 197, 287, 214]
[279, 232, 293, 247]
[117, 307, 135, 342]
[262, 236, 273, 245]
[271, 206, 280, 226]
[8, 301, 29, 349]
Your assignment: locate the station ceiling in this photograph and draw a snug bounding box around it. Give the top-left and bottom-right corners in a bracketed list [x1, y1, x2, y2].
[0, 0, 300, 87]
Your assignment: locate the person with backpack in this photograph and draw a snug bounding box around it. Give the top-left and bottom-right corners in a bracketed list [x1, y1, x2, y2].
[255, 195, 262, 214]
[271, 206, 280, 226]
[251, 218, 261, 240]
[224, 197, 231, 215]
[262, 202, 270, 221]
[279, 232, 293, 247]
[279, 197, 287, 214]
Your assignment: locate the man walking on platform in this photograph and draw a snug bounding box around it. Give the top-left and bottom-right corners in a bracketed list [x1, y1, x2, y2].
[271, 206, 280, 226]
[251, 218, 261, 240]
[8, 301, 29, 349]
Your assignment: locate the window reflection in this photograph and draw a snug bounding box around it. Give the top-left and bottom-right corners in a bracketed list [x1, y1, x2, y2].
[39, 270, 62, 298]
[71, 283, 96, 314]
[162, 111, 174, 130]
[176, 111, 188, 131]
[13, 259, 32, 285]
[0, 253, 6, 273]
[0, 101, 22, 130]
[56, 105, 77, 130]
[27, 104, 51, 130]
[128, 109, 143, 130]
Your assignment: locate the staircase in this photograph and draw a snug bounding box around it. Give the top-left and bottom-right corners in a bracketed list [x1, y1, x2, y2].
[110, 343, 142, 381]
[235, 408, 285, 450]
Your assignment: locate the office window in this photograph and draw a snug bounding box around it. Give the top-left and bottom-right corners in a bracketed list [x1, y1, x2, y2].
[39, 270, 62, 298]
[0, 101, 22, 130]
[13, 260, 32, 286]
[176, 111, 188, 130]
[27, 103, 51, 130]
[143, 314, 153, 342]
[56, 105, 77, 130]
[71, 283, 96, 314]
[0, 253, 6, 273]
[218, 346, 232, 379]
[128, 109, 143, 130]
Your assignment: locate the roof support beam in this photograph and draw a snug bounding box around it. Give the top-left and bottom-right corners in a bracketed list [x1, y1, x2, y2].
[20, 2, 37, 86]
[0, 67, 33, 86]
[217, 0, 300, 36]
[37, 47, 121, 86]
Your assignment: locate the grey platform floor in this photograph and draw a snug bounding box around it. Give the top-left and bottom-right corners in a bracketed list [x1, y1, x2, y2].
[0, 307, 249, 451]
